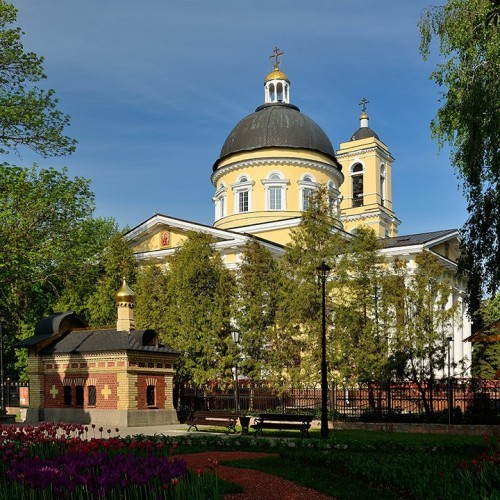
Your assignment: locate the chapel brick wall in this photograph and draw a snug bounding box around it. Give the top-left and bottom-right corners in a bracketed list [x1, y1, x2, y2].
[136, 375, 167, 409]
[43, 372, 119, 410]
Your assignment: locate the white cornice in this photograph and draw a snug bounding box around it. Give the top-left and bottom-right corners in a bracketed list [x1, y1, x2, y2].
[336, 146, 395, 163]
[212, 157, 344, 186]
[341, 210, 401, 225]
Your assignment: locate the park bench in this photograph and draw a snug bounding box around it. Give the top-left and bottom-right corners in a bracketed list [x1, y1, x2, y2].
[186, 411, 239, 434]
[251, 413, 314, 437]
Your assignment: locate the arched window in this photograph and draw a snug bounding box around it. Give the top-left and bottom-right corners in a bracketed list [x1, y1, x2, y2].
[380, 164, 386, 206]
[262, 172, 288, 210]
[231, 175, 254, 214]
[213, 182, 227, 221]
[327, 180, 341, 216]
[351, 163, 364, 207]
[298, 174, 316, 211]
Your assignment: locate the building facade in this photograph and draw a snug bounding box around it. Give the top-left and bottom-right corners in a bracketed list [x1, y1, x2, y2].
[126, 52, 471, 377]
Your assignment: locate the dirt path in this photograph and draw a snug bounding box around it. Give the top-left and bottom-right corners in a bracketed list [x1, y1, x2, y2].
[181, 451, 334, 500]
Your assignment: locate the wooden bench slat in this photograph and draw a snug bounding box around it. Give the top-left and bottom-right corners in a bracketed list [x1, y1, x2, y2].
[186, 411, 240, 434]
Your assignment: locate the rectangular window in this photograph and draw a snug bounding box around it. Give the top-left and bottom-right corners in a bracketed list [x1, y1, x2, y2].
[75, 385, 84, 406]
[63, 386, 72, 406]
[302, 188, 312, 210]
[88, 386, 96, 406]
[352, 176, 363, 207]
[147, 385, 156, 407]
[269, 187, 282, 210]
[220, 196, 225, 217]
[238, 190, 249, 212]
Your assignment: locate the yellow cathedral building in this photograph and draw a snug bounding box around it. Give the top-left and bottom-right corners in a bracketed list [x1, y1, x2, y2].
[125, 50, 471, 376]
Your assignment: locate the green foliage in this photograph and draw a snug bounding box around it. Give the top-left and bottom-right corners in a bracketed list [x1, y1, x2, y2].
[233, 240, 282, 381]
[0, 164, 114, 376]
[162, 232, 235, 386]
[86, 232, 137, 327]
[135, 263, 171, 333]
[419, 0, 500, 310]
[0, 1, 76, 157]
[333, 227, 391, 384]
[276, 186, 346, 388]
[472, 294, 500, 378]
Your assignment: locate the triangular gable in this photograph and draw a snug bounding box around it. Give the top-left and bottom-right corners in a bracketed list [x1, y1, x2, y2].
[381, 229, 460, 268]
[125, 213, 284, 268]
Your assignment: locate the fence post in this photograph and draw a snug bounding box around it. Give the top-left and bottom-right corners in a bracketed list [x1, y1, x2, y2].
[387, 380, 392, 422]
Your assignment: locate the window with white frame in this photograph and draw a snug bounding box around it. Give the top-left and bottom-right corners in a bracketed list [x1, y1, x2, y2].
[262, 172, 288, 210]
[327, 180, 341, 217]
[380, 164, 386, 206]
[351, 163, 364, 207]
[297, 174, 316, 211]
[231, 175, 254, 214]
[213, 182, 227, 220]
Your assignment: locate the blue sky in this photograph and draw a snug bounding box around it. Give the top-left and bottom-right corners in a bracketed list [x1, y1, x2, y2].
[12, 0, 466, 235]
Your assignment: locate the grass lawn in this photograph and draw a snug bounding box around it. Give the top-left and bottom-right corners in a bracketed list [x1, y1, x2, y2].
[174, 429, 498, 500]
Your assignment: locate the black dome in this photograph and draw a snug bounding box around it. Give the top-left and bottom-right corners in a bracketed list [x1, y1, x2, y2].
[351, 127, 379, 141]
[214, 103, 336, 170]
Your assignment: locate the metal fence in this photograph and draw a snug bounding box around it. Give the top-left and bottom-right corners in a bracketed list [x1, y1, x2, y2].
[179, 379, 500, 424]
[0, 380, 27, 408]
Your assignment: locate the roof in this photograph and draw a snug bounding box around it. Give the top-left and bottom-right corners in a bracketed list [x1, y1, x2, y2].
[37, 329, 178, 355]
[351, 126, 379, 141]
[34, 312, 87, 336]
[214, 102, 337, 170]
[381, 229, 458, 249]
[464, 320, 500, 343]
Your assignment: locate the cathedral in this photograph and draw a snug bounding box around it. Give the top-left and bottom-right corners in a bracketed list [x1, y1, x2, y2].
[126, 50, 471, 376]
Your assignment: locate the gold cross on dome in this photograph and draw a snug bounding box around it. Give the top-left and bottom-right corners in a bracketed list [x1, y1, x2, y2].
[269, 47, 284, 70]
[359, 97, 369, 112]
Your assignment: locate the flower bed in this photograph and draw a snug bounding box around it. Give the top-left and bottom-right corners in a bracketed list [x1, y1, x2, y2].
[0, 423, 219, 499]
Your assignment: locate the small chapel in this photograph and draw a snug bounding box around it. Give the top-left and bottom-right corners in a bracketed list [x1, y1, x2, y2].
[15, 280, 179, 427]
[126, 48, 471, 375]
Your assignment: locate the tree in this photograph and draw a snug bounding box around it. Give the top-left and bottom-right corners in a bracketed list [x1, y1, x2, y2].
[393, 252, 459, 416]
[333, 227, 392, 386]
[0, 164, 114, 377]
[86, 232, 138, 327]
[471, 294, 500, 378]
[134, 263, 171, 334]
[162, 232, 235, 386]
[232, 240, 282, 382]
[419, 0, 500, 312]
[276, 186, 346, 388]
[0, 1, 76, 157]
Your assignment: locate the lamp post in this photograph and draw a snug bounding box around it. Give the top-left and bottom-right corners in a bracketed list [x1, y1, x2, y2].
[317, 260, 331, 439]
[446, 336, 453, 425]
[0, 317, 4, 412]
[231, 330, 241, 413]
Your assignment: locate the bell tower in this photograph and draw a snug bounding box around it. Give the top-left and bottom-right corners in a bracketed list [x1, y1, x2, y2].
[337, 99, 400, 237]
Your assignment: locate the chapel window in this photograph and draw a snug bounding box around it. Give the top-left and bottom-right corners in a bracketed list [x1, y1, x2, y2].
[63, 386, 72, 406]
[75, 385, 84, 406]
[147, 385, 156, 407]
[214, 182, 227, 221]
[88, 385, 97, 407]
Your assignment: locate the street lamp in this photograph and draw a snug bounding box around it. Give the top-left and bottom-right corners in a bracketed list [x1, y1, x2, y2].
[446, 336, 453, 425]
[231, 330, 241, 413]
[316, 260, 331, 439]
[0, 317, 4, 412]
